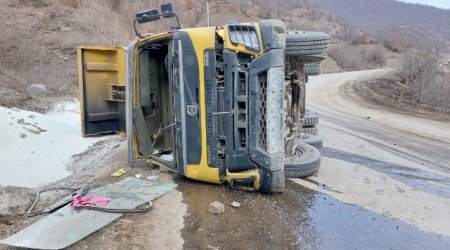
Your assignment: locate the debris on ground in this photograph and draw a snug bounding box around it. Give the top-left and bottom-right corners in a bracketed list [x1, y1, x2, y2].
[0, 177, 177, 249]
[135, 174, 142, 179]
[111, 168, 126, 177]
[147, 175, 159, 181]
[230, 201, 241, 208]
[150, 169, 163, 175]
[208, 201, 225, 215]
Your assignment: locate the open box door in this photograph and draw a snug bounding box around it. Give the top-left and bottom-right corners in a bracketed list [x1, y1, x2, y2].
[78, 46, 127, 136]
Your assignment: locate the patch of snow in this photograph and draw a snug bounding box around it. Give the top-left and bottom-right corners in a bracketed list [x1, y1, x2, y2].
[0, 99, 106, 188]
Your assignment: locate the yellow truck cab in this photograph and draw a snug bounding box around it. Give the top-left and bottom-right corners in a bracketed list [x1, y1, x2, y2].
[78, 4, 328, 193]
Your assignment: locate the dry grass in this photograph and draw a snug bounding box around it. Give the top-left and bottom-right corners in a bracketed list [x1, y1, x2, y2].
[0, 0, 182, 109]
[0, 0, 262, 109]
[0, 0, 379, 110]
[328, 43, 387, 71]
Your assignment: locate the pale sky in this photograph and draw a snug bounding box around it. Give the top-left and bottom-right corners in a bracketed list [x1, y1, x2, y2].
[399, 0, 450, 9]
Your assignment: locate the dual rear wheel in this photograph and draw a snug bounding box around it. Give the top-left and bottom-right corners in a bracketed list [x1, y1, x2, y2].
[283, 31, 328, 178]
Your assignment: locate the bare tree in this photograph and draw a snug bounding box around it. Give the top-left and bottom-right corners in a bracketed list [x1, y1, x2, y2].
[383, 26, 415, 52]
[397, 47, 443, 105]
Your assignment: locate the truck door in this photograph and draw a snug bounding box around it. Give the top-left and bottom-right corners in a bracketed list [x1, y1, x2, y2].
[77, 46, 126, 136]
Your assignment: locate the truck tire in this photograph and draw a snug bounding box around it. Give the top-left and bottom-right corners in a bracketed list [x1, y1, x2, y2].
[286, 31, 329, 58]
[303, 112, 319, 127]
[299, 134, 323, 149]
[285, 142, 321, 178]
[302, 126, 318, 135]
[304, 63, 320, 76]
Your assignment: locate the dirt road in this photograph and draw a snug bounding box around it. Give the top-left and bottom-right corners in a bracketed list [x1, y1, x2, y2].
[295, 70, 450, 238]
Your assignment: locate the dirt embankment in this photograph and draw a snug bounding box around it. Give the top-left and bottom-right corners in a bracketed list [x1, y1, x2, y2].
[353, 70, 450, 122]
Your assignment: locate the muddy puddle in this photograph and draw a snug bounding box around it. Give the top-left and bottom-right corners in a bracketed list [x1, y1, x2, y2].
[179, 180, 450, 249]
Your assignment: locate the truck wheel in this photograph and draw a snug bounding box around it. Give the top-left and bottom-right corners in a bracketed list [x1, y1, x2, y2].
[297, 53, 327, 63]
[304, 63, 321, 76]
[286, 31, 329, 62]
[303, 112, 319, 127]
[285, 142, 321, 178]
[300, 134, 323, 149]
[302, 126, 318, 135]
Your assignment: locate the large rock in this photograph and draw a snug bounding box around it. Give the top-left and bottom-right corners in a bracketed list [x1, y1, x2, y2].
[27, 84, 49, 98]
[0, 186, 34, 216]
[208, 201, 225, 214]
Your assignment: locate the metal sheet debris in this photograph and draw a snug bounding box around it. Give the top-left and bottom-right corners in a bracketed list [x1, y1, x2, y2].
[111, 168, 126, 177]
[0, 177, 176, 249]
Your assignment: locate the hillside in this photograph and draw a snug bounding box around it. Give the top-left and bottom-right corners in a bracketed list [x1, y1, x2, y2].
[0, 0, 377, 110]
[308, 0, 450, 49]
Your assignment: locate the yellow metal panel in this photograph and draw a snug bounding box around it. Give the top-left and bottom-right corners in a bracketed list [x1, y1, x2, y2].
[182, 28, 221, 184]
[86, 63, 119, 72]
[224, 169, 261, 191]
[77, 46, 126, 136]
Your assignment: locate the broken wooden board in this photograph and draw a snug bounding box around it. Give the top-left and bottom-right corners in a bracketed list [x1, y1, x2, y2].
[0, 177, 176, 249]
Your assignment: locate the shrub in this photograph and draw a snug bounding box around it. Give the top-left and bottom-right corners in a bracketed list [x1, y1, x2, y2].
[396, 47, 450, 108]
[328, 44, 362, 70]
[383, 28, 415, 52]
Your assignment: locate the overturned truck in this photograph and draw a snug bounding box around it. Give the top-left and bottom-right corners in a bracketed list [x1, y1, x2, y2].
[77, 4, 328, 193]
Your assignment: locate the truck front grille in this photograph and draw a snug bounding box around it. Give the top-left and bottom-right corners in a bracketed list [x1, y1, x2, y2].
[259, 73, 267, 150]
[206, 85, 214, 139]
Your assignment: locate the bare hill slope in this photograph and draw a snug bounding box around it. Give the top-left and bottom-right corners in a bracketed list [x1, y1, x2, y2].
[0, 0, 370, 109]
[308, 0, 450, 48]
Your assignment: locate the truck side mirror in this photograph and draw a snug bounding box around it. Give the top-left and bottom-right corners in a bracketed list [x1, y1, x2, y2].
[136, 9, 160, 24]
[161, 3, 175, 18]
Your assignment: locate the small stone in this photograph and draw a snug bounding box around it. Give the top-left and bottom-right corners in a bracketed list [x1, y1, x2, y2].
[208, 201, 225, 214]
[231, 201, 241, 208]
[135, 174, 142, 179]
[20, 133, 27, 138]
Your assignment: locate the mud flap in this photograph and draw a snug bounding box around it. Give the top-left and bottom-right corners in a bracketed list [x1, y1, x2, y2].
[260, 168, 285, 193]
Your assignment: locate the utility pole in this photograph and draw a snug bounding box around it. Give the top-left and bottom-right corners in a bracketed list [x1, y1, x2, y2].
[206, 0, 210, 27]
[237, 0, 240, 15]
